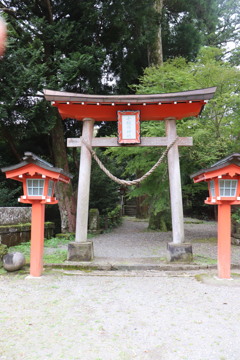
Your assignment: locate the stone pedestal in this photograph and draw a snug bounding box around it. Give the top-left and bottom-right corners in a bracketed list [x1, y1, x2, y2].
[167, 242, 193, 262]
[67, 241, 93, 261]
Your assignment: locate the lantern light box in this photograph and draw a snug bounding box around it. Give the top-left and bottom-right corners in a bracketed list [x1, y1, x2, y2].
[1, 152, 71, 205]
[192, 154, 240, 205]
[118, 111, 140, 144]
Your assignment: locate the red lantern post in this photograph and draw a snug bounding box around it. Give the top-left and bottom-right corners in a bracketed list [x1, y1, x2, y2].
[191, 154, 240, 279]
[1, 153, 72, 277]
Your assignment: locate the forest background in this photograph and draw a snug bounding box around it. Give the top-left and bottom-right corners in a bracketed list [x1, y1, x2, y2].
[0, 0, 240, 233]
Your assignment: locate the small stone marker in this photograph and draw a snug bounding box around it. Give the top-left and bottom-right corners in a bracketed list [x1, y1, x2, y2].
[88, 208, 100, 234]
[3, 252, 26, 272]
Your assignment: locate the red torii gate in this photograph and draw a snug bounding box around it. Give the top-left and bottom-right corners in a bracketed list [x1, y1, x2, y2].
[44, 87, 216, 261]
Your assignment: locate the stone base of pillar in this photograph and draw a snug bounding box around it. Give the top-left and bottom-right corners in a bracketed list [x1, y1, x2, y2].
[67, 241, 93, 261]
[167, 242, 193, 262]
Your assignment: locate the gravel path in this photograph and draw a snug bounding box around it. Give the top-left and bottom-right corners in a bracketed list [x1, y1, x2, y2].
[92, 217, 240, 265]
[1, 218, 240, 360]
[0, 270, 240, 360]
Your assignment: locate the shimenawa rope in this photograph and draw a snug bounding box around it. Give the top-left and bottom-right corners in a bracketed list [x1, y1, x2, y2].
[81, 137, 178, 186]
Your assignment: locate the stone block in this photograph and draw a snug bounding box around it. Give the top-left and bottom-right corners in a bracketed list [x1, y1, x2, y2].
[88, 208, 100, 233]
[0, 222, 55, 247]
[3, 252, 26, 272]
[231, 236, 240, 245]
[0, 207, 31, 225]
[167, 242, 193, 262]
[67, 241, 93, 261]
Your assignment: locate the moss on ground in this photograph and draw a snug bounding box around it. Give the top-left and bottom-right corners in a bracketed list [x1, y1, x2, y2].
[193, 255, 217, 265]
[192, 237, 217, 243]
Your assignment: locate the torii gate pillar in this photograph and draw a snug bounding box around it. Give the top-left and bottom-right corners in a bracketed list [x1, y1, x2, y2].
[68, 118, 95, 261]
[166, 118, 184, 244]
[166, 119, 192, 261]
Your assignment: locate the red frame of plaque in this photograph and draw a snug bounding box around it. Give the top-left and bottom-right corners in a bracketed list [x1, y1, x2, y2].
[117, 111, 140, 144]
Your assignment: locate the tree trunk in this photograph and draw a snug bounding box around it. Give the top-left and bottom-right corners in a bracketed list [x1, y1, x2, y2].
[50, 114, 76, 233]
[136, 194, 149, 219]
[150, 0, 164, 66]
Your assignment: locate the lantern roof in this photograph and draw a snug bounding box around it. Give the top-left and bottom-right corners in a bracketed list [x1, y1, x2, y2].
[191, 153, 240, 183]
[1, 152, 72, 183]
[44, 87, 216, 122]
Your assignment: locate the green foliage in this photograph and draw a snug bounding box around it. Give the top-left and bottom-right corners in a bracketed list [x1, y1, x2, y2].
[148, 209, 172, 231]
[209, 0, 240, 52]
[232, 208, 240, 224]
[89, 149, 120, 214]
[135, 48, 240, 173]
[132, 57, 197, 94]
[0, 1, 162, 229]
[100, 205, 122, 230]
[0, 181, 22, 207]
[105, 121, 171, 221]
[162, 0, 219, 60]
[0, 244, 8, 260]
[111, 47, 240, 220]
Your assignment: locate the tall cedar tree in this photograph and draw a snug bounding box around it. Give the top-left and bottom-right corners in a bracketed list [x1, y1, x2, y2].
[0, 0, 159, 231]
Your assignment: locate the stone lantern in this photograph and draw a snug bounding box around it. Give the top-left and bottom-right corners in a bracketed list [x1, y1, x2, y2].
[191, 153, 240, 279]
[1, 152, 72, 277]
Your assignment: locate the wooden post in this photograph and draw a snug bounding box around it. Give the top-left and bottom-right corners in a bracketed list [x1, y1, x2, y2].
[218, 203, 231, 279]
[165, 118, 184, 244]
[75, 118, 95, 243]
[30, 202, 45, 277]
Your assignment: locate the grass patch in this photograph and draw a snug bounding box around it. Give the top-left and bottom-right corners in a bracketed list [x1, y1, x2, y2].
[184, 220, 204, 224]
[123, 216, 148, 222]
[195, 273, 206, 282]
[9, 242, 31, 262]
[44, 236, 73, 248]
[193, 255, 217, 265]
[0, 268, 7, 275]
[7, 243, 67, 265]
[231, 273, 240, 277]
[43, 249, 67, 264]
[7, 233, 96, 265]
[192, 237, 217, 243]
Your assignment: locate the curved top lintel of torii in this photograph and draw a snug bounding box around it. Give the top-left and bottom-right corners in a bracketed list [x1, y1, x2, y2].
[43, 87, 217, 122]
